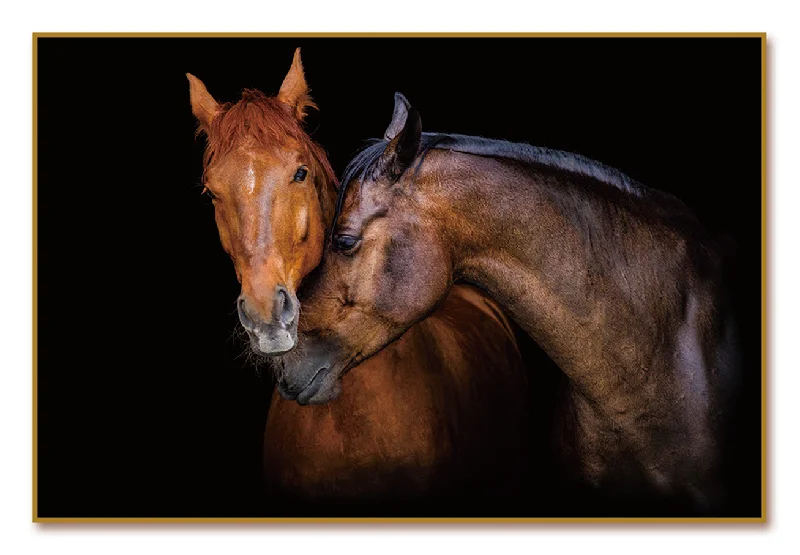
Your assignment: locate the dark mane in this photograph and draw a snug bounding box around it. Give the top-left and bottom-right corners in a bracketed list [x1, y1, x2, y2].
[337, 133, 662, 229]
[341, 133, 646, 199]
[338, 131, 713, 273]
[199, 89, 336, 188]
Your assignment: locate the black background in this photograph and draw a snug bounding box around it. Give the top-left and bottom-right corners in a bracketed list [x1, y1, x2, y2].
[36, 37, 763, 517]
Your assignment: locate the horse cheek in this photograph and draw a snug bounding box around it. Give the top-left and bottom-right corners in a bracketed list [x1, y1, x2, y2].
[214, 208, 235, 262]
[378, 239, 448, 325]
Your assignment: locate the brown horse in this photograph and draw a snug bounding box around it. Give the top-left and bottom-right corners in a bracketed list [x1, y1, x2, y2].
[187, 51, 533, 510]
[276, 92, 742, 514]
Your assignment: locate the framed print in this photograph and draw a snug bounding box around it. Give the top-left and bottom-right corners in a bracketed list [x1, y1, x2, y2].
[33, 34, 765, 522]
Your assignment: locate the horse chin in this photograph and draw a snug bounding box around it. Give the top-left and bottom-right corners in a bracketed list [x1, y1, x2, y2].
[277, 365, 343, 406]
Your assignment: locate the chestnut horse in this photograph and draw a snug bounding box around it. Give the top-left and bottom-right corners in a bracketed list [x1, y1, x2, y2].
[187, 51, 533, 512]
[276, 92, 742, 515]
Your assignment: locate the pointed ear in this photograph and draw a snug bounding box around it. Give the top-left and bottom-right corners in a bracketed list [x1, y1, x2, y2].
[383, 92, 411, 140]
[186, 73, 220, 131]
[378, 93, 422, 180]
[277, 48, 316, 121]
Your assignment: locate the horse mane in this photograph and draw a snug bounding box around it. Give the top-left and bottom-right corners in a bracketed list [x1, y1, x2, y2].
[341, 132, 644, 197]
[199, 89, 336, 190]
[338, 131, 718, 277]
[337, 132, 704, 229]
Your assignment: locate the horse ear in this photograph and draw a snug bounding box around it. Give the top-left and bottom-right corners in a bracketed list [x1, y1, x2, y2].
[383, 92, 411, 140]
[379, 93, 422, 180]
[186, 73, 220, 131]
[278, 48, 316, 121]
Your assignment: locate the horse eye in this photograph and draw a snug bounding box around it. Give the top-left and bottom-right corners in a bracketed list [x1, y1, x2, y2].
[293, 166, 308, 182]
[334, 234, 361, 253]
[202, 186, 217, 200]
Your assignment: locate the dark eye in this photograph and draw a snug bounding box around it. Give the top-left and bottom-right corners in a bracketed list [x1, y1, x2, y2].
[334, 234, 361, 253]
[202, 186, 217, 200]
[293, 166, 308, 182]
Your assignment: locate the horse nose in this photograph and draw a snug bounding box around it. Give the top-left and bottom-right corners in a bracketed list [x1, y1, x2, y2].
[237, 295, 258, 330]
[238, 288, 296, 331]
[274, 285, 296, 328]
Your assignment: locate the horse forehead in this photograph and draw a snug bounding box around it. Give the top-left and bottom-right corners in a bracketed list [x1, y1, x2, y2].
[213, 137, 300, 169]
[336, 185, 366, 227]
[211, 149, 297, 192]
[347, 178, 388, 208]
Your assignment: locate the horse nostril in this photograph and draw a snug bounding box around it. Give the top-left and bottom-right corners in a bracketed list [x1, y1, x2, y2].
[237, 296, 255, 329]
[275, 286, 295, 327]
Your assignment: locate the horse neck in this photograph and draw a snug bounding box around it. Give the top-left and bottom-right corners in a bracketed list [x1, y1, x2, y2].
[422, 150, 695, 392]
